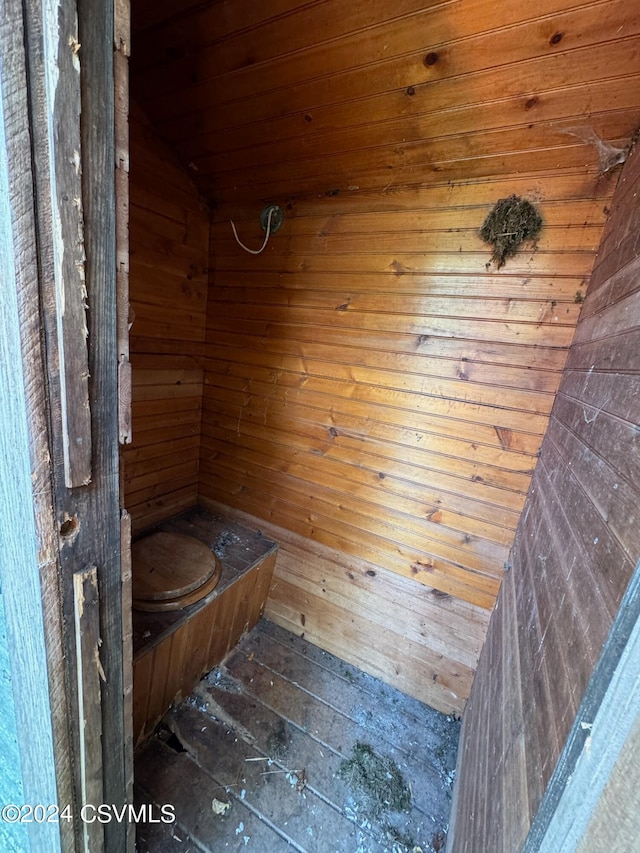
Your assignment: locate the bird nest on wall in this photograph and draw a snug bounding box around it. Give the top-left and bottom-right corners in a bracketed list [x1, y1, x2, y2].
[480, 194, 543, 268]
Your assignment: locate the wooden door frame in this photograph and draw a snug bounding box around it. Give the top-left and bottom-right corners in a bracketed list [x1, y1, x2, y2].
[0, 1, 132, 850]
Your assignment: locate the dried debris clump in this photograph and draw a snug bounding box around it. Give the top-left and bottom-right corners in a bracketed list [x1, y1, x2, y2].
[338, 742, 411, 820]
[479, 194, 543, 268]
[266, 719, 290, 760]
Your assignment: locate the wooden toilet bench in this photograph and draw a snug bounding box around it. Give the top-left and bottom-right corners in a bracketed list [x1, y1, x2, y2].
[132, 507, 278, 744]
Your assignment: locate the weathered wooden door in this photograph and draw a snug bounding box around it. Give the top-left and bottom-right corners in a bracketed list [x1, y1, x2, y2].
[0, 0, 132, 850]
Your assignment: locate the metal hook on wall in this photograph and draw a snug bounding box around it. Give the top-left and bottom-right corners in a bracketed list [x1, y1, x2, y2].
[230, 204, 284, 255]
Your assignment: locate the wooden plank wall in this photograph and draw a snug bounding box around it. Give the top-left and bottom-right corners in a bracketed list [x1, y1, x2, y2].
[124, 103, 210, 533]
[200, 496, 490, 715]
[447, 142, 640, 850]
[129, 0, 640, 713]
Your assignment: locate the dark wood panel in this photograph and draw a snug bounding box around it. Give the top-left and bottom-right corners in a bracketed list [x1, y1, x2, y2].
[198, 84, 639, 178]
[544, 415, 640, 563]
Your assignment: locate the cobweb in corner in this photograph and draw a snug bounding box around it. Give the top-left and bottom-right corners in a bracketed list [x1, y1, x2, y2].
[558, 124, 630, 173]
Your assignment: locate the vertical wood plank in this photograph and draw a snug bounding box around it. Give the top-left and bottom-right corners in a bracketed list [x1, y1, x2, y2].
[205, 591, 232, 666]
[114, 0, 131, 446]
[205, 576, 251, 666]
[133, 650, 153, 745]
[43, 0, 92, 488]
[76, 3, 126, 849]
[225, 573, 253, 656]
[249, 552, 277, 626]
[120, 510, 134, 851]
[114, 0, 130, 56]
[146, 640, 174, 735]
[501, 570, 529, 852]
[73, 567, 105, 853]
[183, 607, 215, 691]
[163, 622, 191, 711]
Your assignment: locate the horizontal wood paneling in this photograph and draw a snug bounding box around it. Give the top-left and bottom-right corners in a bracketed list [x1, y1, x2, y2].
[124, 104, 210, 531]
[130, 1, 640, 711]
[200, 497, 490, 715]
[199, 173, 608, 636]
[448, 144, 640, 851]
[131, 0, 640, 203]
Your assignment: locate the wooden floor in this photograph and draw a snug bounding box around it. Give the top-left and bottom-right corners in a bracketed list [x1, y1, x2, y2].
[135, 619, 459, 852]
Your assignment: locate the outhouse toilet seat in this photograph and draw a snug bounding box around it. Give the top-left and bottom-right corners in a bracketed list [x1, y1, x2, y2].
[132, 531, 221, 612]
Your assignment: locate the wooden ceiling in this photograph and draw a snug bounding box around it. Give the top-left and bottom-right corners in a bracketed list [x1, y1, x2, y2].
[131, 0, 640, 204]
